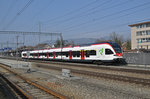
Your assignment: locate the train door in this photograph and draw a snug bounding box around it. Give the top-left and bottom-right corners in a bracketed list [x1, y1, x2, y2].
[69, 51, 72, 59]
[81, 50, 85, 60]
[53, 52, 56, 59]
[47, 52, 49, 59]
[33, 53, 35, 58]
[37, 53, 39, 58]
[104, 48, 114, 60]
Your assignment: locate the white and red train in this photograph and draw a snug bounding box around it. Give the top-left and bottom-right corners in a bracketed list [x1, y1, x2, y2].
[21, 42, 123, 64]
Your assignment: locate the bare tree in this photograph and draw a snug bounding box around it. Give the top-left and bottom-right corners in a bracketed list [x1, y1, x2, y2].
[95, 37, 107, 43]
[109, 32, 123, 46]
[54, 39, 65, 48]
[54, 40, 75, 48]
[126, 39, 131, 50]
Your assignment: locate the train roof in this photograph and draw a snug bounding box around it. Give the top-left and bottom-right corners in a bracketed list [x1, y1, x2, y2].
[80, 42, 118, 46]
[22, 42, 119, 52]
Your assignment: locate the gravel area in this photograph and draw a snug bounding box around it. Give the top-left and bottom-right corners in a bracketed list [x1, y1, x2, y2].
[12, 65, 150, 99]
[1, 59, 150, 99]
[34, 62, 150, 79]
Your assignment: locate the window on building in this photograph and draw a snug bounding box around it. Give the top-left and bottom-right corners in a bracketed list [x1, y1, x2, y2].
[136, 25, 140, 29]
[147, 30, 150, 35]
[136, 30, 150, 36]
[136, 31, 142, 36]
[142, 31, 146, 35]
[136, 24, 147, 29]
[137, 39, 142, 43]
[148, 38, 150, 42]
[146, 23, 150, 27]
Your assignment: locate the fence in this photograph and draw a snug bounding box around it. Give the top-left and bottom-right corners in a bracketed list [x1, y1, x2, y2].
[123, 52, 150, 65]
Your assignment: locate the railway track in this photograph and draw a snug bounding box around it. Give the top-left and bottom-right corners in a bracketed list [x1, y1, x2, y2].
[0, 64, 69, 99]
[36, 64, 150, 87]
[33, 60, 150, 75]
[1, 57, 150, 75]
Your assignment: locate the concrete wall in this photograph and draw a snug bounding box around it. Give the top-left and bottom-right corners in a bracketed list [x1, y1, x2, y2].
[123, 52, 150, 65]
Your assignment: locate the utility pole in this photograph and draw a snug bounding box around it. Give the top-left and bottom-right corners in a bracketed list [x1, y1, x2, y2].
[1, 44, 3, 56]
[23, 33, 25, 51]
[23, 33, 25, 46]
[39, 22, 41, 43]
[7, 41, 8, 57]
[16, 36, 19, 61]
[60, 33, 63, 59]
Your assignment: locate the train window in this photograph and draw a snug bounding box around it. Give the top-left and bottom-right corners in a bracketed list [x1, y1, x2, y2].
[35, 53, 37, 56]
[62, 52, 68, 57]
[39, 53, 42, 56]
[76, 51, 80, 57]
[109, 42, 121, 53]
[66, 52, 68, 57]
[105, 49, 113, 55]
[56, 52, 58, 57]
[85, 50, 90, 57]
[56, 52, 61, 57]
[61, 52, 65, 55]
[90, 50, 96, 55]
[72, 51, 76, 57]
[43, 53, 47, 57]
[49, 53, 53, 57]
[23, 54, 26, 56]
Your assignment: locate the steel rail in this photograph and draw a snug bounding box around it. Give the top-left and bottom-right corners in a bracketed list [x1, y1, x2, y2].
[1, 57, 150, 75]
[0, 73, 33, 99]
[36, 64, 150, 87]
[0, 64, 69, 99]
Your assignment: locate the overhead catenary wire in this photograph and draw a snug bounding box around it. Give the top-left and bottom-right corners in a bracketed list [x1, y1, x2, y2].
[44, 0, 112, 29]
[28, 0, 55, 31]
[72, 18, 150, 38]
[3, 0, 34, 30]
[31, 0, 55, 20]
[51, 0, 131, 30]
[62, 1, 150, 32]
[63, 5, 150, 33]
[42, 0, 100, 24]
[0, 0, 18, 29]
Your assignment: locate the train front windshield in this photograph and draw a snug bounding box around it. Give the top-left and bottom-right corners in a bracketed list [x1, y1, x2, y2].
[110, 42, 122, 53]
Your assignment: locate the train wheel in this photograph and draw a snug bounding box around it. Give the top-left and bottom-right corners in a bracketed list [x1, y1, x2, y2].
[93, 60, 103, 65]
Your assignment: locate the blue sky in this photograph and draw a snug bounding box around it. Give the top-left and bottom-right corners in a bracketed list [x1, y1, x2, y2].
[0, 0, 150, 41]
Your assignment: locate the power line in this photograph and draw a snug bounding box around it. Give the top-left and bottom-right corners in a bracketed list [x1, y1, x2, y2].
[63, 5, 150, 33]
[0, 31, 61, 36]
[29, 0, 55, 31]
[0, 0, 18, 29]
[3, 0, 34, 30]
[62, 1, 150, 32]
[32, 0, 55, 19]
[75, 18, 150, 38]
[42, 0, 100, 23]
[44, 0, 112, 29]
[54, 0, 131, 30]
